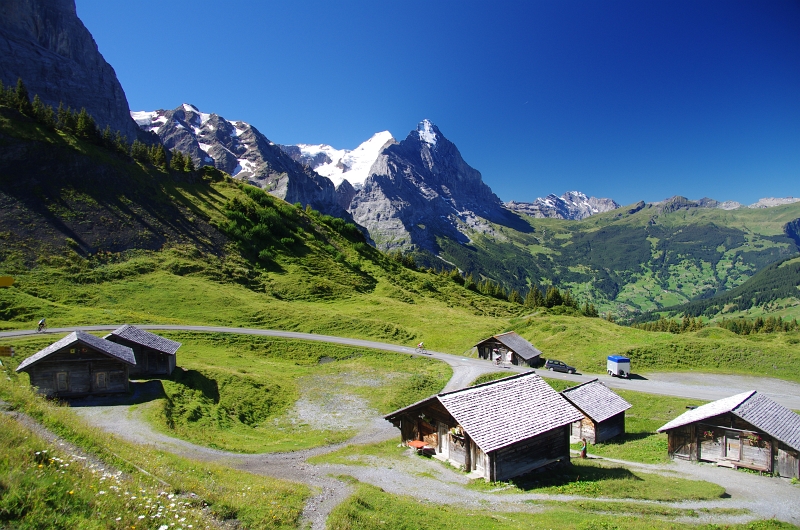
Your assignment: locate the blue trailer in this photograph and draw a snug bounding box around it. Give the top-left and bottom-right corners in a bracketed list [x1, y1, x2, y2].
[607, 355, 631, 378]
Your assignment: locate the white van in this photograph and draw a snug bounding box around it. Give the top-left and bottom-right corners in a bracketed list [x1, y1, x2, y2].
[607, 355, 631, 378]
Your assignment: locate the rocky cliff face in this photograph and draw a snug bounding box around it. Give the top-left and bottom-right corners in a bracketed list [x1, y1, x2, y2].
[506, 191, 619, 220]
[347, 120, 523, 251]
[0, 0, 141, 141]
[132, 104, 344, 216]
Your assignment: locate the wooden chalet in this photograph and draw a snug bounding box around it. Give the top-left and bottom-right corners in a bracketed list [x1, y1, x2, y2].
[657, 391, 800, 479]
[104, 325, 180, 376]
[15, 331, 135, 397]
[385, 372, 584, 481]
[561, 379, 632, 443]
[474, 331, 542, 367]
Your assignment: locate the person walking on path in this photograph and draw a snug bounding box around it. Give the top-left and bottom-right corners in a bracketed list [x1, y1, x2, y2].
[580, 438, 587, 459]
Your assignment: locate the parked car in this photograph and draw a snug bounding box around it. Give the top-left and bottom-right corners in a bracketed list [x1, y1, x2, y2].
[544, 359, 576, 374]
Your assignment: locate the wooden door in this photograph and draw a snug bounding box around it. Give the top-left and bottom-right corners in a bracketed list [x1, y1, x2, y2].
[147, 352, 158, 373]
[94, 372, 107, 391]
[56, 372, 68, 392]
[725, 431, 741, 461]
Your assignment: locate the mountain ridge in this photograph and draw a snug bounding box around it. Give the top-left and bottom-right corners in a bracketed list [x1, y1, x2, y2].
[131, 103, 345, 217]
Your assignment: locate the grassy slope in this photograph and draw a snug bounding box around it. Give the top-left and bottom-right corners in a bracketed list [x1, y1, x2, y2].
[508, 310, 800, 382]
[328, 480, 789, 530]
[0, 356, 309, 529]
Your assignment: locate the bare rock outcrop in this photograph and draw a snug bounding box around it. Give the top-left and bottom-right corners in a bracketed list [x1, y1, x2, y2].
[0, 0, 141, 141]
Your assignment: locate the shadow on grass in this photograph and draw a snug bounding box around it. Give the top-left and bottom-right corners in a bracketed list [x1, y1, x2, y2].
[66, 379, 166, 407]
[509, 461, 643, 491]
[168, 368, 220, 403]
[594, 431, 655, 445]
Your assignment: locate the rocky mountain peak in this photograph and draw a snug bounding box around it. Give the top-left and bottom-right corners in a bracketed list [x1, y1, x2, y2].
[347, 121, 524, 251]
[416, 119, 438, 147]
[506, 191, 620, 220]
[132, 104, 345, 217]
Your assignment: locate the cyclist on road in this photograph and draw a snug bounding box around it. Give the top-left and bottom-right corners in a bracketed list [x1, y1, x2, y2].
[37, 318, 47, 332]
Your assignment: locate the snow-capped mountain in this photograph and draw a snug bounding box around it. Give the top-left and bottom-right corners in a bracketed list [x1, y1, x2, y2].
[345, 119, 524, 250]
[506, 191, 620, 220]
[131, 104, 344, 216]
[279, 131, 394, 188]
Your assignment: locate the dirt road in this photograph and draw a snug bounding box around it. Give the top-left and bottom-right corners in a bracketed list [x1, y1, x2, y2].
[5, 325, 800, 408]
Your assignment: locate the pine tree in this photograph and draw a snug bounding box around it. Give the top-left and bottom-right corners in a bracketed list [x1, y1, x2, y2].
[184, 154, 195, 172]
[130, 139, 149, 162]
[150, 144, 167, 168]
[524, 286, 539, 308]
[102, 125, 113, 147]
[170, 149, 185, 171]
[56, 102, 69, 130]
[508, 289, 523, 305]
[544, 286, 562, 308]
[75, 108, 96, 139]
[113, 131, 128, 155]
[15, 78, 32, 114]
[30, 95, 54, 128]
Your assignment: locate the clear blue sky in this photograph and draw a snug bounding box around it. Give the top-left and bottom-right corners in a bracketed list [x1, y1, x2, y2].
[76, 0, 799, 206]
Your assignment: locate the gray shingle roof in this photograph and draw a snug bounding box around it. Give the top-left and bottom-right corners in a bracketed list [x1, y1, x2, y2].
[438, 372, 583, 453]
[476, 331, 542, 361]
[561, 379, 632, 423]
[657, 390, 800, 452]
[732, 392, 800, 452]
[108, 325, 181, 355]
[16, 331, 136, 372]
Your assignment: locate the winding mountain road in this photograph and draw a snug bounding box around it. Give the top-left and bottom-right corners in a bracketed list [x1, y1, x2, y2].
[4, 325, 800, 408]
[4, 325, 800, 528]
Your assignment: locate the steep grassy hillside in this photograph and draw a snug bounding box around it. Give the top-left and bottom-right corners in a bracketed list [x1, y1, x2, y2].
[435, 198, 800, 317]
[0, 105, 519, 352]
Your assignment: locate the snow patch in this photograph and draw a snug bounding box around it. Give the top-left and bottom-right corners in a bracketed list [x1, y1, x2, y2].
[301, 130, 393, 187]
[417, 119, 437, 146]
[232, 158, 257, 177]
[130, 110, 157, 127]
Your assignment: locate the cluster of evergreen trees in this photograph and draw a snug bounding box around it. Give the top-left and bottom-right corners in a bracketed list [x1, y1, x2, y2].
[717, 316, 799, 335]
[0, 77, 180, 171]
[631, 314, 799, 335]
[631, 315, 706, 334]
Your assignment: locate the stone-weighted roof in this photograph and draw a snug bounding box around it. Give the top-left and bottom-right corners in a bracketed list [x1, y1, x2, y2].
[107, 325, 181, 355]
[16, 331, 136, 372]
[561, 379, 632, 423]
[658, 390, 800, 452]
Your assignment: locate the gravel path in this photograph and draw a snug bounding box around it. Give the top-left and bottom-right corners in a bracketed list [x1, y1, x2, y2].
[70, 374, 800, 528]
[4, 325, 800, 408]
[6, 325, 800, 527]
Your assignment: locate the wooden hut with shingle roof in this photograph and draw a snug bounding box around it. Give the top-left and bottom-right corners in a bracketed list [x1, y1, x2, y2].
[105, 325, 181, 376]
[561, 379, 632, 443]
[385, 372, 583, 481]
[474, 331, 543, 367]
[16, 331, 135, 397]
[657, 391, 800, 478]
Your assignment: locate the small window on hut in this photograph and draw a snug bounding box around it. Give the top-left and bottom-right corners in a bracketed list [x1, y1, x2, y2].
[95, 372, 107, 390]
[56, 372, 68, 391]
